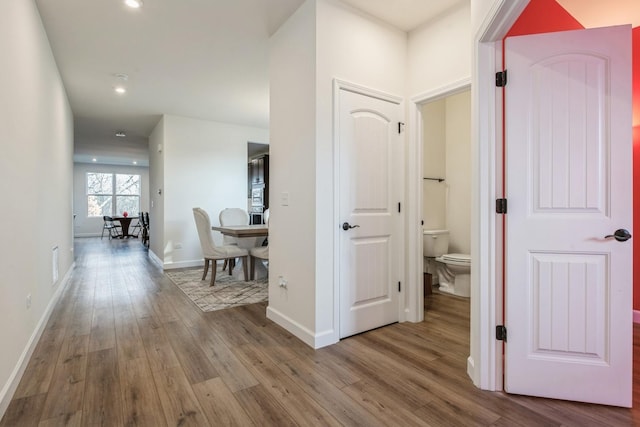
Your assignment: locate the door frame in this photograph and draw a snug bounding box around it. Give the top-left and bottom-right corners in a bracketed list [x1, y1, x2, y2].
[407, 78, 471, 325]
[471, 0, 529, 390]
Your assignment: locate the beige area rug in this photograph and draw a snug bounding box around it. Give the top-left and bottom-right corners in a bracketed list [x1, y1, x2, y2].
[166, 267, 267, 312]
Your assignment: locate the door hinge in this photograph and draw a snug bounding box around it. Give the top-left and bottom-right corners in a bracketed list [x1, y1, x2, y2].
[496, 198, 507, 214]
[398, 122, 405, 134]
[496, 70, 508, 87]
[398, 202, 401, 213]
[496, 325, 507, 341]
[398, 281, 401, 292]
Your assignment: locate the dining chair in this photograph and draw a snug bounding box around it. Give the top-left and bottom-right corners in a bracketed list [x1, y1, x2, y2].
[101, 216, 122, 239]
[249, 245, 268, 281]
[193, 207, 248, 285]
[142, 212, 150, 246]
[250, 214, 268, 280]
[218, 207, 250, 272]
[130, 214, 142, 237]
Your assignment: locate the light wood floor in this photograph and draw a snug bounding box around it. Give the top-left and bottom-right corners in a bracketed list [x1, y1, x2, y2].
[2, 238, 639, 426]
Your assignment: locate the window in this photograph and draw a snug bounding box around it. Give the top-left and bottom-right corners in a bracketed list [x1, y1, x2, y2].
[87, 173, 140, 217]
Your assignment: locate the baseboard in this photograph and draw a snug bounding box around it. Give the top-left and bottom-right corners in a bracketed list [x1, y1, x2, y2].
[266, 306, 339, 349]
[147, 250, 163, 269]
[0, 263, 75, 419]
[162, 260, 203, 270]
[467, 356, 475, 383]
[634, 310, 640, 324]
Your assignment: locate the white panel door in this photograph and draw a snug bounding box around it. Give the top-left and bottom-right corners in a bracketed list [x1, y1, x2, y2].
[505, 26, 632, 407]
[338, 87, 402, 338]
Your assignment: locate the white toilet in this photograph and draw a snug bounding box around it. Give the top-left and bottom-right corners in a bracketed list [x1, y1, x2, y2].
[423, 229, 471, 298]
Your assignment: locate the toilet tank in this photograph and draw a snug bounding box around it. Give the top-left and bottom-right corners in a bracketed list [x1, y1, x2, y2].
[423, 229, 449, 257]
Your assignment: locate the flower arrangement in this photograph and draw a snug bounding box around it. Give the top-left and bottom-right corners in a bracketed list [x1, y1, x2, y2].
[123, 211, 128, 218]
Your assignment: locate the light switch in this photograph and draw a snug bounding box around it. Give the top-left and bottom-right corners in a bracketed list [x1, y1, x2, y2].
[281, 192, 289, 206]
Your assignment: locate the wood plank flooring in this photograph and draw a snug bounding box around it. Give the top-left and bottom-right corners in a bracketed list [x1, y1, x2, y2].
[2, 237, 639, 426]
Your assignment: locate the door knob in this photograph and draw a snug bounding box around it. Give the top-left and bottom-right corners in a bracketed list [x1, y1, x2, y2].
[604, 229, 632, 242]
[342, 222, 360, 231]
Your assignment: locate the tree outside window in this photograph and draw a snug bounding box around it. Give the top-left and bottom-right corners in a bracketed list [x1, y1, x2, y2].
[87, 173, 140, 217]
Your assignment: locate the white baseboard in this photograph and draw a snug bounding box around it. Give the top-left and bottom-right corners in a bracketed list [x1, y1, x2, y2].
[162, 260, 203, 270]
[147, 250, 163, 269]
[266, 306, 338, 349]
[0, 263, 75, 419]
[634, 310, 640, 324]
[467, 356, 475, 383]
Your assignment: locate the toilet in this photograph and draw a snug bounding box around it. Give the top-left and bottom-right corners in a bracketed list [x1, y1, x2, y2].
[423, 229, 471, 298]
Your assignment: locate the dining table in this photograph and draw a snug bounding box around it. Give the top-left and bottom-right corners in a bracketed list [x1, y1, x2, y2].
[113, 216, 139, 238]
[211, 224, 268, 238]
[212, 224, 268, 279]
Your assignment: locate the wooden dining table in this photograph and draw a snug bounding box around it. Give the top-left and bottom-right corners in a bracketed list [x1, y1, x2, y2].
[211, 224, 268, 238]
[113, 216, 139, 238]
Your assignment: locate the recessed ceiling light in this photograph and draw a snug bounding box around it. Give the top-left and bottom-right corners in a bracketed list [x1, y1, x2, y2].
[92, 158, 97, 162]
[133, 161, 138, 165]
[114, 86, 126, 94]
[115, 131, 126, 138]
[125, 0, 143, 8]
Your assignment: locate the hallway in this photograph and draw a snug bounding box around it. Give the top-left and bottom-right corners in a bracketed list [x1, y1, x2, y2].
[1, 238, 638, 426]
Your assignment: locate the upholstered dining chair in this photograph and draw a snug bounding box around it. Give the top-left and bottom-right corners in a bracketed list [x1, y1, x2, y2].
[218, 207, 250, 272]
[193, 207, 248, 285]
[249, 214, 268, 280]
[249, 245, 268, 281]
[101, 216, 122, 239]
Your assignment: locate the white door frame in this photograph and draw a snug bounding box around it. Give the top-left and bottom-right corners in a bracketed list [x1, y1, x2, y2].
[406, 78, 471, 325]
[471, 0, 529, 390]
[405, 1, 529, 391]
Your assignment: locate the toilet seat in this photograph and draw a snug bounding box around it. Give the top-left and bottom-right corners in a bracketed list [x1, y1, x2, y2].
[437, 253, 471, 266]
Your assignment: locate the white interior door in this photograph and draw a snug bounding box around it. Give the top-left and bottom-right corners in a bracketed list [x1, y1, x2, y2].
[338, 86, 402, 338]
[505, 26, 632, 407]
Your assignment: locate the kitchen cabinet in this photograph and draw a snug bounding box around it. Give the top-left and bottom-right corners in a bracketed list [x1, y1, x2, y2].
[249, 155, 269, 185]
[248, 155, 269, 224]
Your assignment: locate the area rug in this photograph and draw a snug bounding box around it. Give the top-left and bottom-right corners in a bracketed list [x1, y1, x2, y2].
[166, 267, 267, 312]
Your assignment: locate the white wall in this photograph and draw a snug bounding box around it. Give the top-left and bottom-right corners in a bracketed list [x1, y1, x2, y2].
[422, 99, 447, 230]
[72, 163, 150, 237]
[408, 2, 471, 96]
[445, 90, 471, 254]
[268, 0, 407, 347]
[422, 90, 471, 253]
[268, 0, 318, 342]
[148, 117, 165, 261]
[0, 0, 74, 415]
[160, 115, 268, 269]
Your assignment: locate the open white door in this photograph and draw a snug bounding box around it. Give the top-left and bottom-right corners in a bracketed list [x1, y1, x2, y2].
[504, 25, 633, 407]
[338, 85, 402, 338]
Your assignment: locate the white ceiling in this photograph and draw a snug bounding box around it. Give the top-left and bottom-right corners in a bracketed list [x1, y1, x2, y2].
[34, 0, 637, 166]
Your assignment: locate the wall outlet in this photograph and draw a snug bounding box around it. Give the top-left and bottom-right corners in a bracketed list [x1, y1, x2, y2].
[26, 294, 32, 309]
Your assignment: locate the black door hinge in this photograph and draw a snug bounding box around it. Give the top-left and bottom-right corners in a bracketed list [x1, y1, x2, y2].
[496, 70, 507, 87]
[398, 281, 401, 292]
[496, 198, 507, 214]
[398, 122, 405, 134]
[398, 202, 401, 213]
[496, 325, 507, 341]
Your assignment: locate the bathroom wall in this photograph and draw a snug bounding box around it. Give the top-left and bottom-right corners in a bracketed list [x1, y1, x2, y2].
[422, 89, 471, 254]
[445, 90, 471, 254]
[422, 99, 446, 230]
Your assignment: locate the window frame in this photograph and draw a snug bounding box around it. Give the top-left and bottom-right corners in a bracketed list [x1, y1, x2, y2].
[86, 172, 141, 218]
